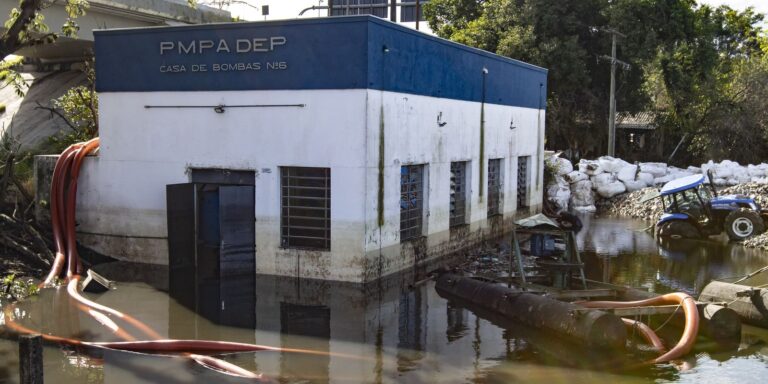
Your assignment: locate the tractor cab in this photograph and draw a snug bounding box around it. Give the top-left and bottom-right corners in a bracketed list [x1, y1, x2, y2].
[656, 174, 767, 240]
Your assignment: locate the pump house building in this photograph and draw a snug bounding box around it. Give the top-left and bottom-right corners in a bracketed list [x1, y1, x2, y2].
[75, 16, 548, 284]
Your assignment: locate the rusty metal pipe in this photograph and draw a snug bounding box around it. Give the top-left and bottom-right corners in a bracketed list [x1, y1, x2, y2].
[435, 274, 627, 349]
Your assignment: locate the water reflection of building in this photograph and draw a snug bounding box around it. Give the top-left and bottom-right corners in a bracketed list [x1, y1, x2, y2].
[243, 273, 516, 382]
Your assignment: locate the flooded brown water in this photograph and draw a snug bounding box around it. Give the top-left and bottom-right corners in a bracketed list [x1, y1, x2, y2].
[1, 216, 768, 383]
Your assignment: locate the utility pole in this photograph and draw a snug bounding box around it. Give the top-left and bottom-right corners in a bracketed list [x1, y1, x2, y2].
[415, 0, 420, 30]
[598, 28, 629, 157]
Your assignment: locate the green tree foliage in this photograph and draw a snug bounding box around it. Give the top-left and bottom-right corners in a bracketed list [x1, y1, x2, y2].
[44, 62, 98, 153]
[0, 0, 89, 59]
[424, 0, 766, 164]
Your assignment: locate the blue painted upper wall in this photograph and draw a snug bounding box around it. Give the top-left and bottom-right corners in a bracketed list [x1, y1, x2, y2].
[94, 16, 548, 109]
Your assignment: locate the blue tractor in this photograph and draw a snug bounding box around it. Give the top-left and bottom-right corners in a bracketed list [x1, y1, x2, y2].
[655, 174, 767, 241]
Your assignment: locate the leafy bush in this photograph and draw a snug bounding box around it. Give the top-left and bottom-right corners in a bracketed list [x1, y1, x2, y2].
[44, 61, 98, 153]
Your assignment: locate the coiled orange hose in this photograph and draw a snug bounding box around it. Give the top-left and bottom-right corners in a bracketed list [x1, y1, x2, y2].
[621, 318, 666, 353]
[578, 293, 699, 363]
[25, 139, 370, 380]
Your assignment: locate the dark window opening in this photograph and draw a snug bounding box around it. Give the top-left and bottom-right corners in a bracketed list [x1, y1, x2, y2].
[281, 167, 331, 250]
[450, 161, 468, 227]
[400, 1, 429, 22]
[401, 164, 425, 242]
[330, 0, 388, 17]
[488, 158, 502, 217]
[517, 156, 529, 209]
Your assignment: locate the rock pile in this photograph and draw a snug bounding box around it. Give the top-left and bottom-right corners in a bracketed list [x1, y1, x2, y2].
[600, 187, 664, 221]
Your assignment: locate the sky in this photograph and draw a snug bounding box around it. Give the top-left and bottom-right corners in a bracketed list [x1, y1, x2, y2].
[225, 1, 768, 22]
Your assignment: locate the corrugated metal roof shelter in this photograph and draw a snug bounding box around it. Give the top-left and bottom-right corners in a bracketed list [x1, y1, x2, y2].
[616, 111, 657, 131]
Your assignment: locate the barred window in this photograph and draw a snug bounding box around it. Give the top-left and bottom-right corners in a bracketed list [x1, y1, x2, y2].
[517, 156, 529, 209]
[400, 164, 425, 242]
[330, 0, 388, 17]
[400, 1, 429, 22]
[488, 159, 502, 217]
[281, 167, 331, 250]
[450, 161, 468, 227]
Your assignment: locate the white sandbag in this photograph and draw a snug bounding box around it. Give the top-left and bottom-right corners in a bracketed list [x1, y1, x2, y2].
[752, 177, 768, 184]
[547, 156, 573, 176]
[565, 170, 588, 184]
[637, 172, 654, 186]
[713, 160, 740, 179]
[640, 162, 668, 178]
[623, 179, 647, 192]
[591, 173, 616, 189]
[570, 180, 594, 206]
[579, 159, 604, 176]
[667, 166, 684, 174]
[726, 177, 740, 186]
[598, 156, 631, 173]
[547, 183, 571, 211]
[733, 167, 751, 184]
[747, 164, 764, 177]
[654, 175, 675, 186]
[597, 181, 626, 198]
[572, 180, 593, 191]
[573, 205, 597, 213]
[686, 166, 702, 174]
[617, 164, 639, 183]
[671, 171, 694, 180]
[714, 178, 727, 186]
[556, 157, 573, 175]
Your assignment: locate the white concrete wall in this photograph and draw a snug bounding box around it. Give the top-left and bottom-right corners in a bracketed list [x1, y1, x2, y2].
[77, 89, 369, 281]
[363, 90, 544, 278]
[77, 87, 543, 283]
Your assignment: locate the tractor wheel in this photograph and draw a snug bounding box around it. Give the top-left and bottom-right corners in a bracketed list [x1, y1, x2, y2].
[724, 209, 765, 241]
[657, 221, 700, 240]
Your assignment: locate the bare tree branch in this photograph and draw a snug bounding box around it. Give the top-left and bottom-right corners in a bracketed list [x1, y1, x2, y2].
[35, 101, 79, 132]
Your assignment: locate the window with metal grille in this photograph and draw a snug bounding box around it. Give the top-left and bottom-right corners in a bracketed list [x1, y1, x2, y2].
[400, 164, 425, 242]
[517, 156, 529, 209]
[487, 159, 502, 217]
[450, 161, 468, 227]
[281, 167, 331, 250]
[400, 1, 429, 22]
[330, 0, 388, 17]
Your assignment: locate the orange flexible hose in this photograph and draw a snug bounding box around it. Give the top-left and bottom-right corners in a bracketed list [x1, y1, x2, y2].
[2, 305, 270, 382]
[30, 139, 367, 380]
[67, 276, 164, 340]
[42, 145, 81, 287]
[577, 293, 699, 363]
[65, 139, 99, 277]
[621, 318, 666, 353]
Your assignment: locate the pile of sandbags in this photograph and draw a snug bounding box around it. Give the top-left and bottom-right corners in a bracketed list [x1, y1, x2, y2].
[545, 156, 768, 214]
[545, 156, 573, 211]
[701, 160, 768, 186]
